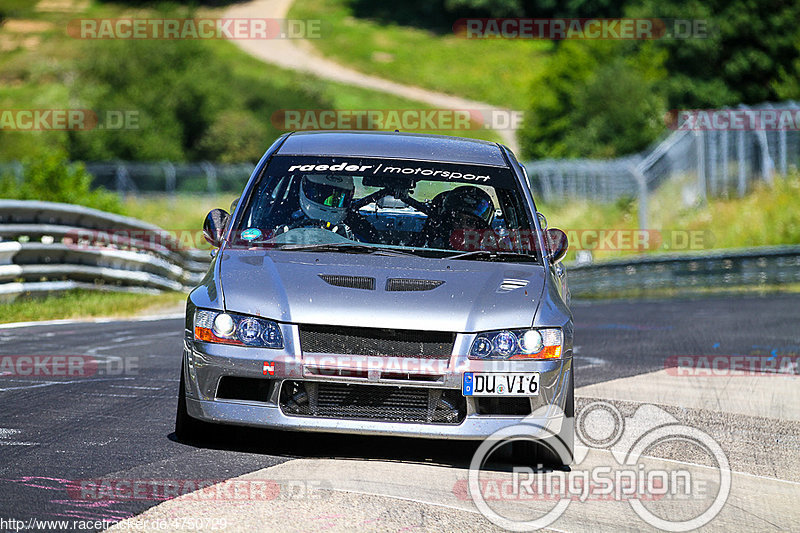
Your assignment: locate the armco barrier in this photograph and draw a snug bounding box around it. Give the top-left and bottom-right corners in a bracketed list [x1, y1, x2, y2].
[1, 200, 796, 301]
[0, 200, 211, 301]
[566, 245, 800, 297]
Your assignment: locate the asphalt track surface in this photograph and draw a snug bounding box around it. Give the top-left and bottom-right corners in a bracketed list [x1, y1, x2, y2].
[1, 293, 799, 531]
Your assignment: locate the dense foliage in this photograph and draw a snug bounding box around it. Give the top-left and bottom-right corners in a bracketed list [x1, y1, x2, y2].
[0, 150, 124, 213]
[350, 0, 800, 159]
[517, 0, 800, 158]
[67, 38, 331, 163]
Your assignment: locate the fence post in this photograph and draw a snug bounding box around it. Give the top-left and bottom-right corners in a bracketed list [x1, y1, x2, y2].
[162, 162, 176, 197]
[779, 125, 787, 177]
[631, 164, 648, 230]
[721, 128, 729, 195]
[755, 104, 775, 184]
[756, 128, 775, 184]
[115, 163, 128, 200]
[695, 130, 706, 203]
[708, 130, 717, 197]
[201, 162, 217, 194]
[737, 129, 746, 197]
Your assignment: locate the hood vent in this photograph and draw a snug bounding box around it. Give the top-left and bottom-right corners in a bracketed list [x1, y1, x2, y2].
[386, 278, 445, 292]
[497, 278, 528, 293]
[319, 274, 375, 290]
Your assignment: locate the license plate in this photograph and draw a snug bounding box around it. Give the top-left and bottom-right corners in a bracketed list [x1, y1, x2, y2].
[462, 372, 539, 396]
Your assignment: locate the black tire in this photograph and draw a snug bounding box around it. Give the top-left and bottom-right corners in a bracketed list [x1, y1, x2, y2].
[512, 371, 574, 469]
[175, 364, 210, 443]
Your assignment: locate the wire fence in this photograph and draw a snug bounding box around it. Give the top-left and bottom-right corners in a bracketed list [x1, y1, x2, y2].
[84, 161, 256, 196]
[524, 100, 800, 228]
[0, 160, 255, 196]
[2, 101, 798, 227]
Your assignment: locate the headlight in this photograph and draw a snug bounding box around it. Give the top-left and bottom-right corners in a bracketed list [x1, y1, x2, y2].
[469, 328, 562, 360]
[194, 309, 283, 349]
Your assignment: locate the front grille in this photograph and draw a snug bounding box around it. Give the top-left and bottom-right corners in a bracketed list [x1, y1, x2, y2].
[319, 274, 375, 290]
[386, 278, 444, 292]
[299, 325, 454, 359]
[280, 381, 466, 424]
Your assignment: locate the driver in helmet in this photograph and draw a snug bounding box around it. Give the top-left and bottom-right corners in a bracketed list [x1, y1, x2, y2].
[274, 174, 356, 238]
[421, 186, 495, 250]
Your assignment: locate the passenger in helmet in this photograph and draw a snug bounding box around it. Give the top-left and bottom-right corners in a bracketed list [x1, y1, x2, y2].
[273, 174, 356, 239]
[441, 186, 495, 230]
[419, 186, 495, 249]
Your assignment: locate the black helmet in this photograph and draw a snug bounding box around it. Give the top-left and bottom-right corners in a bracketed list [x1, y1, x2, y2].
[441, 186, 495, 226]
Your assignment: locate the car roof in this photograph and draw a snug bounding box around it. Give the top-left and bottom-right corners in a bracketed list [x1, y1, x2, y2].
[276, 131, 509, 167]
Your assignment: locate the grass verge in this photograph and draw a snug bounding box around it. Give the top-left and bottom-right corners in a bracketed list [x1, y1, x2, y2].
[0, 1, 502, 163]
[289, 0, 550, 111]
[0, 290, 186, 324]
[122, 193, 239, 232]
[540, 171, 800, 263]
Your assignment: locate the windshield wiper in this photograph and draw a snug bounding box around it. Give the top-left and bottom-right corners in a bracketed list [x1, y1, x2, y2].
[276, 242, 419, 257]
[444, 250, 537, 262]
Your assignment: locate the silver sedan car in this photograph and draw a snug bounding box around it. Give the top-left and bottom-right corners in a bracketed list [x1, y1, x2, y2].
[176, 131, 574, 465]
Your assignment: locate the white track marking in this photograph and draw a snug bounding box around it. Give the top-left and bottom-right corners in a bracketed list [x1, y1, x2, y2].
[0, 427, 37, 446]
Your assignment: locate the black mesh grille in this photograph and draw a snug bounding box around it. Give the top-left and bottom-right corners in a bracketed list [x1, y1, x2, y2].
[298, 325, 454, 358]
[386, 278, 445, 292]
[280, 381, 466, 424]
[319, 274, 375, 290]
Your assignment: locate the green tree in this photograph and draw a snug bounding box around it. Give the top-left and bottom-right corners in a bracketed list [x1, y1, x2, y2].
[68, 39, 226, 161]
[197, 110, 268, 163]
[0, 150, 124, 213]
[520, 41, 667, 159]
[626, 0, 800, 107]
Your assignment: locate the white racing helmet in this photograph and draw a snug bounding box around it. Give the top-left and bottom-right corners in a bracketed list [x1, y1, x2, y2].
[299, 174, 355, 225]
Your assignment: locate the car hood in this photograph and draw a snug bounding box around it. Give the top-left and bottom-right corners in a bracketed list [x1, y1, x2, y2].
[217, 249, 545, 332]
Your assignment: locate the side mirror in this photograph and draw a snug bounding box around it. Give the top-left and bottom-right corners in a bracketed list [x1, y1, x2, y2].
[203, 208, 230, 247]
[546, 228, 568, 263]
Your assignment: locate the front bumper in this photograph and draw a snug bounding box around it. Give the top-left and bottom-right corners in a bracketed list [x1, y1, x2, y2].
[182, 325, 572, 440]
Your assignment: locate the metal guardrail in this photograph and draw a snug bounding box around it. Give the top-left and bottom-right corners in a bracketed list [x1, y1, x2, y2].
[0, 200, 212, 301]
[1, 201, 795, 301]
[566, 245, 800, 297]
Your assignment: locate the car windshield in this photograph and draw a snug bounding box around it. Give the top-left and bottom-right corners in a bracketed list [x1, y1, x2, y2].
[233, 155, 539, 261]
